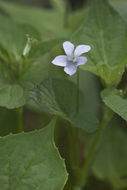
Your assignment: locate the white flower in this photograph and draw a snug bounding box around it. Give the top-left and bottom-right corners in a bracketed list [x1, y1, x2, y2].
[52, 41, 91, 76]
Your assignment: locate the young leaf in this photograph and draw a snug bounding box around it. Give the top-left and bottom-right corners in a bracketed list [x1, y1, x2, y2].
[101, 88, 127, 122]
[30, 78, 98, 133]
[92, 118, 127, 189]
[0, 14, 64, 109]
[0, 118, 68, 190]
[72, 0, 127, 87]
[0, 14, 40, 57]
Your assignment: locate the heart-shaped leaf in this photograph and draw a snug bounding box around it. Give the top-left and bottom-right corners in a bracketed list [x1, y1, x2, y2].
[30, 78, 98, 133]
[0, 118, 68, 190]
[72, 0, 127, 87]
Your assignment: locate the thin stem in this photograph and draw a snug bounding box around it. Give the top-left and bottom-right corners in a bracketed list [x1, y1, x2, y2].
[17, 107, 24, 133]
[76, 68, 79, 113]
[74, 68, 80, 166]
[75, 68, 80, 165]
[78, 107, 114, 188]
[81, 120, 105, 185]
[67, 121, 75, 167]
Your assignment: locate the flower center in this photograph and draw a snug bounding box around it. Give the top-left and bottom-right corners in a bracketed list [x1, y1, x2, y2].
[67, 54, 77, 63]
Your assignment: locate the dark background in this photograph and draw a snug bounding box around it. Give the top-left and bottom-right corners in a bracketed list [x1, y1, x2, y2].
[3, 0, 88, 10]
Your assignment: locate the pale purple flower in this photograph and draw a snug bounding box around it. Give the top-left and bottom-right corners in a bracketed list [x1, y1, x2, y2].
[52, 41, 91, 76]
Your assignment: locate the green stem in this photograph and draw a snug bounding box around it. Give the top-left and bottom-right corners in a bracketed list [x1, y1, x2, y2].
[76, 68, 79, 113]
[67, 121, 75, 167]
[75, 68, 80, 165]
[78, 107, 113, 188]
[17, 107, 24, 133]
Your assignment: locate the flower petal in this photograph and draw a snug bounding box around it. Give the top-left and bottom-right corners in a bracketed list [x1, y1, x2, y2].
[74, 45, 91, 57]
[63, 41, 74, 56]
[64, 63, 77, 76]
[52, 55, 67, 67]
[76, 56, 87, 66]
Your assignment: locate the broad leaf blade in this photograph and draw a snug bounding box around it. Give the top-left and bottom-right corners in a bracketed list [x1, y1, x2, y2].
[110, 0, 127, 21]
[73, 0, 127, 87]
[101, 88, 127, 121]
[0, 118, 68, 190]
[28, 39, 64, 61]
[30, 78, 98, 132]
[0, 84, 28, 109]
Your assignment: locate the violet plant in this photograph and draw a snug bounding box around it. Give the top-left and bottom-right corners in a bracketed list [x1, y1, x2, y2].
[0, 0, 127, 190]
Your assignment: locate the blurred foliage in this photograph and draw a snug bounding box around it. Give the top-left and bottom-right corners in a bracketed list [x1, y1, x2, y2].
[3, 0, 88, 10]
[92, 118, 127, 189]
[0, 0, 127, 189]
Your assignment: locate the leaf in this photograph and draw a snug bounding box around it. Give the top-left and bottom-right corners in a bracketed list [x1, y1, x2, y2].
[0, 14, 40, 58]
[19, 62, 49, 90]
[28, 39, 64, 61]
[70, 70, 101, 116]
[110, 0, 127, 21]
[0, 14, 64, 109]
[72, 0, 127, 87]
[0, 118, 68, 190]
[69, 7, 89, 31]
[101, 88, 127, 122]
[30, 78, 98, 133]
[0, 84, 28, 109]
[92, 118, 127, 189]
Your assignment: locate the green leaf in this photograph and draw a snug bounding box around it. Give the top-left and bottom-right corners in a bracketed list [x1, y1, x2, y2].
[30, 78, 98, 132]
[101, 88, 127, 122]
[28, 39, 64, 61]
[70, 70, 101, 116]
[92, 118, 127, 189]
[0, 14, 40, 58]
[72, 0, 127, 87]
[19, 62, 49, 90]
[0, 84, 28, 109]
[69, 7, 89, 31]
[0, 118, 68, 190]
[0, 60, 49, 109]
[110, 0, 127, 21]
[0, 14, 64, 109]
